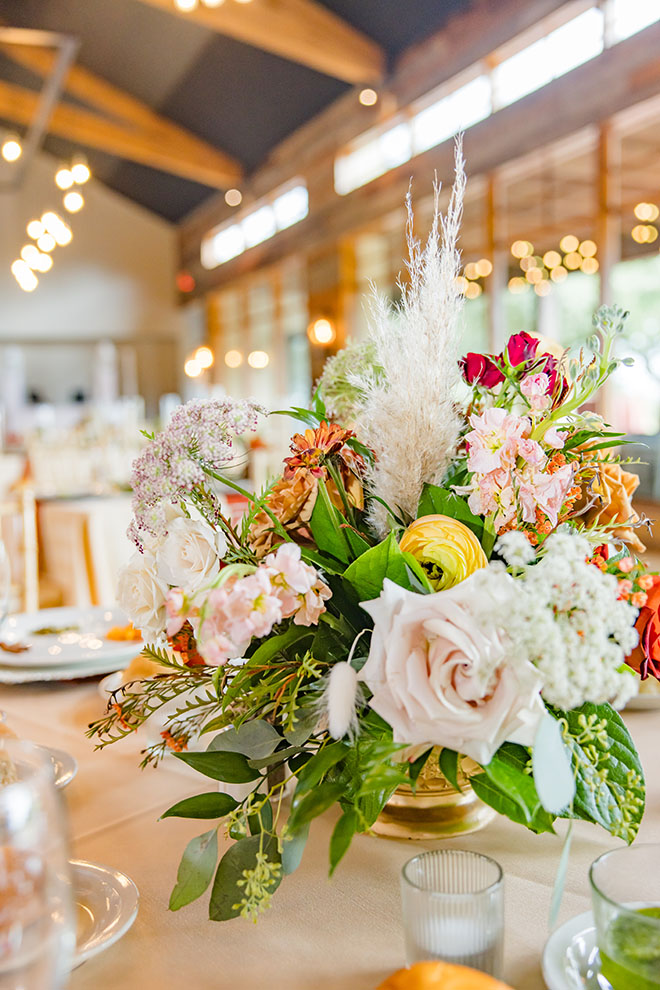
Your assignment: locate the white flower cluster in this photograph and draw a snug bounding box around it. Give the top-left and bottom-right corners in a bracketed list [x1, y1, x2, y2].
[495, 530, 536, 567]
[499, 530, 639, 710]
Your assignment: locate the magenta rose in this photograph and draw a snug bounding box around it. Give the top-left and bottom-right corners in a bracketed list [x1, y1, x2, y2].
[459, 352, 505, 387]
[506, 331, 538, 366]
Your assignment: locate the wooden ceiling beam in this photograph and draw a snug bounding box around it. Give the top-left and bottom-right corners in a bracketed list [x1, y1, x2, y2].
[0, 42, 243, 188]
[134, 0, 385, 84]
[0, 77, 242, 189]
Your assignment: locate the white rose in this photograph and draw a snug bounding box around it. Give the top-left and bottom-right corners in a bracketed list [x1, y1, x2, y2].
[155, 517, 227, 593]
[358, 576, 544, 765]
[117, 550, 168, 643]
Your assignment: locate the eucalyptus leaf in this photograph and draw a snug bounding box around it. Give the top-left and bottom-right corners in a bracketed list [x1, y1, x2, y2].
[281, 823, 310, 875]
[285, 707, 320, 746]
[209, 834, 281, 922]
[174, 750, 261, 783]
[288, 780, 345, 832]
[161, 792, 238, 821]
[329, 809, 358, 875]
[206, 720, 282, 759]
[248, 798, 273, 835]
[169, 828, 218, 911]
[248, 745, 302, 770]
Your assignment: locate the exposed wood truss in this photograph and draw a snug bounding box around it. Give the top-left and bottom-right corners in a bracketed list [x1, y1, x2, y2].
[0, 42, 243, 189]
[134, 0, 385, 85]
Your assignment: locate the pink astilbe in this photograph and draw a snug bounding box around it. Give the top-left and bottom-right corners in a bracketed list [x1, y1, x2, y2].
[351, 139, 467, 534]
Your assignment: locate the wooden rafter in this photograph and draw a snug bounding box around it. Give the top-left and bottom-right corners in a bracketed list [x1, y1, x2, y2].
[134, 0, 385, 85]
[0, 42, 243, 189]
[0, 76, 242, 189]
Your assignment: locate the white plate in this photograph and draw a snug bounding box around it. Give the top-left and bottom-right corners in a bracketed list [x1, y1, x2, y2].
[0, 651, 139, 684]
[72, 859, 139, 967]
[542, 911, 612, 989]
[42, 746, 78, 789]
[1, 606, 141, 669]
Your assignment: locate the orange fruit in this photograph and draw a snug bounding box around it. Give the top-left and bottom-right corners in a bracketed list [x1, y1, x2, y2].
[377, 961, 513, 990]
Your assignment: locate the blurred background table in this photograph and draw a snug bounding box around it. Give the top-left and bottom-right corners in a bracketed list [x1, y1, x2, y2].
[2, 682, 658, 990]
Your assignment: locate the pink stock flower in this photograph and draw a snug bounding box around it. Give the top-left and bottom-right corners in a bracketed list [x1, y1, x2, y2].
[518, 463, 573, 527]
[265, 543, 317, 614]
[544, 426, 567, 449]
[294, 583, 333, 626]
[521, 373, 552, 412]
[467, 469, 516, 530]
[466, 408, 530, 474]
[619, 557, 635, 574]
[517, 437, 546, 467]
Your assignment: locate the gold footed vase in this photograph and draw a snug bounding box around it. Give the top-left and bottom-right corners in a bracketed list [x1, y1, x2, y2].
[372, 751, 495, 840]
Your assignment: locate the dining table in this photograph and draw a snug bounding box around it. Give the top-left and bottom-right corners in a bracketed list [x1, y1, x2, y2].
[2, 681, 659, 990]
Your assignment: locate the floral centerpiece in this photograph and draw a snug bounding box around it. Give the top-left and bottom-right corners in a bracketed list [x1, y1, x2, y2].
[90, 146, 653, 924]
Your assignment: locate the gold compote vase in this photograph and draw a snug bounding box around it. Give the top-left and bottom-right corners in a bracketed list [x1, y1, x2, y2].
[372, 749, 495, 840]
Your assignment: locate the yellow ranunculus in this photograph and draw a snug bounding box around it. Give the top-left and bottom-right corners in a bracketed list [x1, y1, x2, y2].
[399, 514, 487, 591]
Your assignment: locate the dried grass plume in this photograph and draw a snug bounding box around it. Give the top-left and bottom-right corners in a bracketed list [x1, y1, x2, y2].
[352, 139, 467, 535]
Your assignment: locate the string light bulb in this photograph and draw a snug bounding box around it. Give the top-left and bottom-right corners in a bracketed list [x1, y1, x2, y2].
[184, 357, 202, 377]
[202, 0, 225, 5]
[248, 350, 269, 369]
[559, 234, 579, 253]
[33, 252, 52, 273]
[511, 240, 533, 258]
[475, 258, 493, 278]
[37, 233, 56, 253]
[307, 318, 336, 346]
[543, 250, 561, 269]
[579, 240, 597, 258]
[63, 191, 84, 213]
[1, 134, 22, 162]
[634, 202, 659, 222]
[224, 350, 243, 368]
[194, 346, 214, 369]
[71, 157, 91, 184]
[20, 245, 40, 267]
[224, 188, 242, 207]
[564, 251, 582, 270]
[55, 166, 74, 190]
[11, 260, 38, 292]
[27, 220, 44, 240]
[508, 277, 528, 294]
[359, 88, 378, 107]
[174, 0, 198, 10]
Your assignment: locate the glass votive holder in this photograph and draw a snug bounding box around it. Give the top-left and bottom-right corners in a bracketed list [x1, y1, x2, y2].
[401, 849, 504, 978]
[590, 844, 660, 990]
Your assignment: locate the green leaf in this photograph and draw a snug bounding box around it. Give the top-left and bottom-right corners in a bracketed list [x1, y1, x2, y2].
[271, 406, 323, 429]
[552, 702, 645, 843]
[329, 809, 358, 875]
[482, 743, 547, 822]
[438, 748, 462, 792]
[285, 707, 320, 746]
[169, 829, 218, 911]
[209, 834, 281, 922]
[309, 481, 353, 565]
[471, 753, 555, 836]
[161, 792, 238, 820]
[288, 780, 345, 833]
[416, 484, 495, 556]
[247, 624, 315, 666]
[294, 741, 349, 793]
[343, 531, 424, 603]
[247, 745, 302, 770]
[174, 750, 261, 783]
[281, 823, 310, 875]
[206, 721, 282, 759]
[355, 783, 400, 828]
[248, 798, 273, 835]
[408, 748, 432, 789]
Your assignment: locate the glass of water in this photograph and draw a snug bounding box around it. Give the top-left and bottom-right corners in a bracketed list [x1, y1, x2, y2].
[0, 739, 75, 989]
[401, 848, 504, 978]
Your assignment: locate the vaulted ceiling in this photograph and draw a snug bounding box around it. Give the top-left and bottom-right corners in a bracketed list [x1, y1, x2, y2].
[0, 0, 470, 221]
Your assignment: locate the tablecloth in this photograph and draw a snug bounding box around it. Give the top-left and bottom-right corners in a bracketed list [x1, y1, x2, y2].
[2, 682, 659, 990]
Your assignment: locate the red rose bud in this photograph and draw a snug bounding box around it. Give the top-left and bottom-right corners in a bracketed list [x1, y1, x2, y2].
[537, 354, 569, 403]
[459, 352, 505, 387]
[506, 331, 538, 366]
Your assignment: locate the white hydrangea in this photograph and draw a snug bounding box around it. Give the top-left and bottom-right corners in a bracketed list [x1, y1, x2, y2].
[499, 531, 639, 710]
[495, 531, 536, 567]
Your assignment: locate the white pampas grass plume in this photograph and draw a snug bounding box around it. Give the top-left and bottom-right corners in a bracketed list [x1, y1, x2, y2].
[324, 661, 360, 740]
[351, 138, 467, 535]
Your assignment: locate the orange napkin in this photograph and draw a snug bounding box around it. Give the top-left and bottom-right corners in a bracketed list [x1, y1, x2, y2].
[377, 961, 513, 990]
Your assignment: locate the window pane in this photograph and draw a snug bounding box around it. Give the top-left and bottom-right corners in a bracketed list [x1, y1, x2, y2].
[546, 8, 603, 77]
[610, 0, 660, 42]
[493, 37, 553, 109]
[413, 75, 491, 155]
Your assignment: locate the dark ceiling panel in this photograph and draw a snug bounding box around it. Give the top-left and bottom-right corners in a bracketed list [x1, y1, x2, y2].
[318, 0, 470, 57]
[162, 36, 348, 171]
[0, 0, 473, 221]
